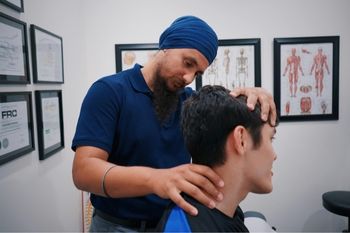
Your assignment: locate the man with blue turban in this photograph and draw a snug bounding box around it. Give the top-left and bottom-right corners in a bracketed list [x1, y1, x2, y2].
[159, 15, 218, 65]
[72, 15, 276, 232]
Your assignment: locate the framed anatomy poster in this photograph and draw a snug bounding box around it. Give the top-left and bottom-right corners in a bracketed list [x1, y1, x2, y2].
[115, 43, 197, 90]
[274, 36, 339, 121]
[115, 43, 158, 72]
[199, 38, 261, 90]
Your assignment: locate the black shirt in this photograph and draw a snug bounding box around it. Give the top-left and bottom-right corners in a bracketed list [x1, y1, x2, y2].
[156, 194, 249, 232]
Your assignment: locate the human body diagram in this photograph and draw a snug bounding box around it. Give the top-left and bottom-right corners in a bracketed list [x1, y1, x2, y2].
[310, 47, 330, 97]
[236, 48, 248, 87]
[283, 48, 304, 98]
[281, 45, 332, 116]
[202, 45, 254, 89]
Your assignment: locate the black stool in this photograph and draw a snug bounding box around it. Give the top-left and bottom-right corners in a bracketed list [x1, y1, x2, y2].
[322, 191, 350, 232]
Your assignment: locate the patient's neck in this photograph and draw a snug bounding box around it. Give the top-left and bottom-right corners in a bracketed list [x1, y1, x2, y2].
[213, 164, 248, 217]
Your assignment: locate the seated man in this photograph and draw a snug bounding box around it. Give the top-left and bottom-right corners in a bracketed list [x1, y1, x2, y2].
[156, 85, 279, 232]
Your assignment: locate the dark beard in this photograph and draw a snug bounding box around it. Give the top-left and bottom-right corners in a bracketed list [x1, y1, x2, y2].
[152, 74, 180, 124]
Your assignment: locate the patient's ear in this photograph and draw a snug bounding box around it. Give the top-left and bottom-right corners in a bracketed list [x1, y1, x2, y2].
[232, 126, 248, 155]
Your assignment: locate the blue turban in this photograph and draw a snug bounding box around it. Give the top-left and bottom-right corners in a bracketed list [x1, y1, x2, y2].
[159, 16, 218, 65]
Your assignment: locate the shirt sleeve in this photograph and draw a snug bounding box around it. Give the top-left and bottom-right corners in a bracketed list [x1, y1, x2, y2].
[71, 80, 121, 153]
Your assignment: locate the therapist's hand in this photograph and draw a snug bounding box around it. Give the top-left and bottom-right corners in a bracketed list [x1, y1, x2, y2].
[230, 87, 276, 126]
[151, 163, 224, 216]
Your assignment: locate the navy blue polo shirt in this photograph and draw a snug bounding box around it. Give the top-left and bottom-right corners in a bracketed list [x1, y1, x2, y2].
[72, 64, 193, 221]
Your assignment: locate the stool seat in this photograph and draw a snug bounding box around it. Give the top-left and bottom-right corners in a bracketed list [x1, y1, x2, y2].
[323, 191, 350, 216]
[322, 190, 350, 232]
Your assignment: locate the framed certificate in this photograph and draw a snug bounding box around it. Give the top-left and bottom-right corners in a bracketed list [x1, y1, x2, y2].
[30, 25, 64, 83]
[0, 92, 34, 165]
[35, 90, 64, 160]
[0, 0, 24, 12]
[0, 12, 30, 84]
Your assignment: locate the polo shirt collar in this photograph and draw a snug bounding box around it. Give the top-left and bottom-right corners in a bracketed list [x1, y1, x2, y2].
[130, 64, 152, 95]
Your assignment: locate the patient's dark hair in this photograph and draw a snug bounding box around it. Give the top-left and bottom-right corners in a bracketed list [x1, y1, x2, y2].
[181, 85, 277, 167]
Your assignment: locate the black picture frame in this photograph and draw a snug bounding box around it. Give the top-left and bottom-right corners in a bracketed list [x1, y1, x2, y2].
[30, 24, 64, 83]
[0, 0, 24, 12]
[115, 43, 203, 90]
[197, 38, 261, 90]
[35, 90, 64, 160]
[274, 36, 339, 121]
[0, 12, 29, 84]
[0, 92, 34, 165]
[115, 43, 159, 72]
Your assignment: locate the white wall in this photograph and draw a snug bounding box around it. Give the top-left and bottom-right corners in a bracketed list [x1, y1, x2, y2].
[0, 0, 349, 232]
[0, 0, 86, 231]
